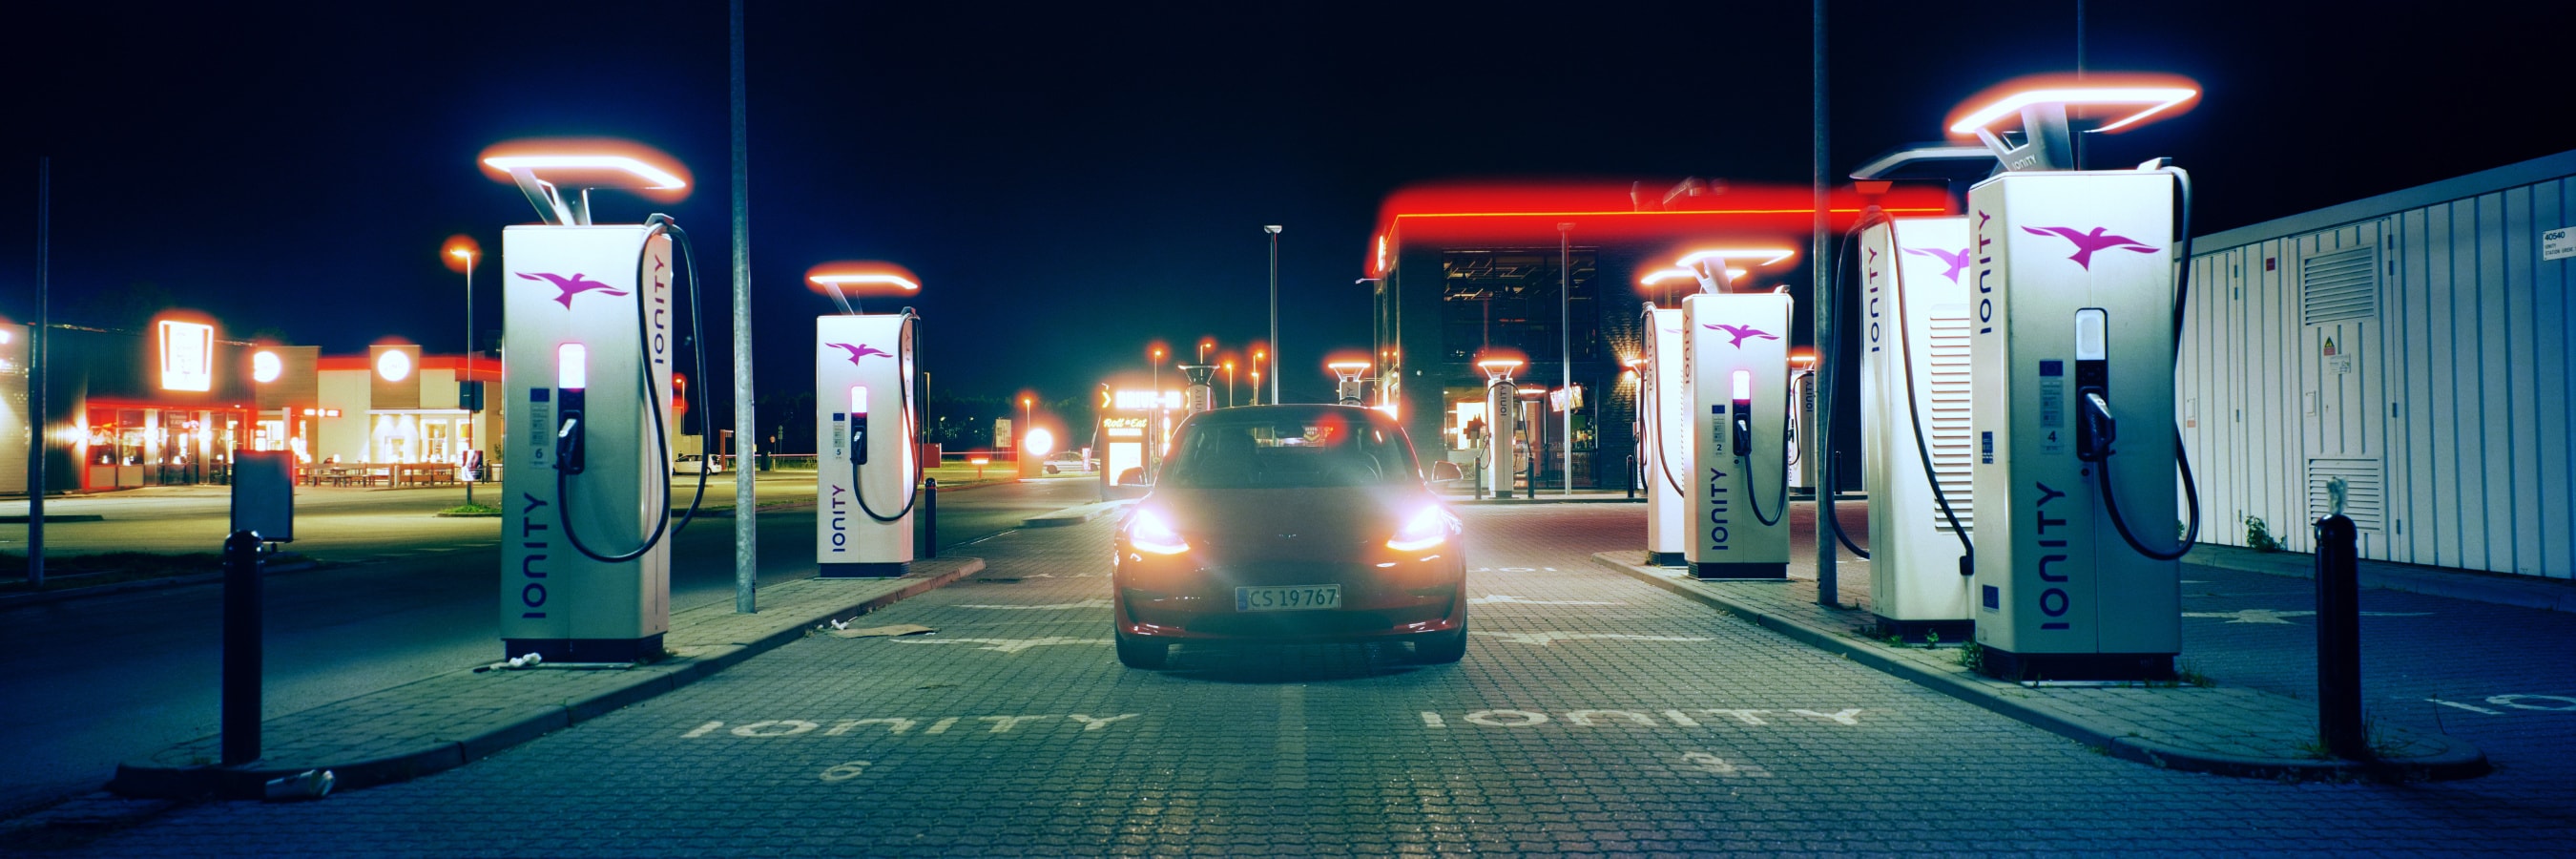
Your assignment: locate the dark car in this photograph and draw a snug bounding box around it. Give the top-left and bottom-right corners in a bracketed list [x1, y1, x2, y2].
[1111, 405, 1466, 668]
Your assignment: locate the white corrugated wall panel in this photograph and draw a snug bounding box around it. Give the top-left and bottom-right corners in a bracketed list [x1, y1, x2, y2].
[2185, 164, 2576, 579]
[2539, 179, 2574, 578]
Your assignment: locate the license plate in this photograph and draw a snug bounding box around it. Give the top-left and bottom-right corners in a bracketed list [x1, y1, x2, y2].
[1236, 585, 1341, 612]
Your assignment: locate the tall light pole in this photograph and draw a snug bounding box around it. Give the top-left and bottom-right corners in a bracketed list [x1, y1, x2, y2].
[1150, 346, 1164, 469]
[1264, 224, 1281, 405]
[450, 244, 478, 506]
[1558, 222, 1573, 496]
[1224, 359, 1236, 409]
[1253, 348, 1266, 406]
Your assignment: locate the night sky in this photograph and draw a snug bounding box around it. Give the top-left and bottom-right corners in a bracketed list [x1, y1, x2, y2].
[6, 2, 2566, 429]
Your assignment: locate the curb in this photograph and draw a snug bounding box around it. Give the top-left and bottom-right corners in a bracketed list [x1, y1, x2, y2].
[1024, 500, 1132, 528]
[2187, 548, 2576, 614]
[0, 514, 106, 523]
[106, 556, 985, 801]
[1446, 496, 1644, 506]
[1589, 552, 2489, 783]
[0, 558, 323, 610]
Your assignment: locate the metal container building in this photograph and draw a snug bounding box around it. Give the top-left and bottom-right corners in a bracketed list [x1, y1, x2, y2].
[2179, 150, 2576, 579]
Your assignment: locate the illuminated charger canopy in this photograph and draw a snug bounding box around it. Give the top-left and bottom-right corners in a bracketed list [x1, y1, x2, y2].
[807, 261, 923, 314]
[478, 137, 692, 225]
[1945, 73, 2200, 172]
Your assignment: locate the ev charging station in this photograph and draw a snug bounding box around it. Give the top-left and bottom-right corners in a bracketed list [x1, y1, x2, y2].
[1679, 249, 1796, 579]
[814, 312, 919, 576]
[807, 266, 924, 577]
[1638, 306, 1688, 566]
[1857, 209, 1979, 637]
[486, 149, 696, 663]
[1839, 143, 2010, 638]
[1953, 77, 2205, 679]
[1475, 357, 1522, 498]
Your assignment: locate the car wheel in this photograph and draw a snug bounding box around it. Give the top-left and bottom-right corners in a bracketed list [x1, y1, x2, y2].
[1114, 631, 1168, 669]
[1045, 465, 1059, 474]
[1415, 621, 1467, 663]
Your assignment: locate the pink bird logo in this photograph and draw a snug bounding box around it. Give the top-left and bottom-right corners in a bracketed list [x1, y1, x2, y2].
[1903, 246, 1971, 283]
[825, 342, 892, 366]
[515, 272, 630, 308]
[2022, 226, 2159, 270]
[1704, 324, 1778, 348]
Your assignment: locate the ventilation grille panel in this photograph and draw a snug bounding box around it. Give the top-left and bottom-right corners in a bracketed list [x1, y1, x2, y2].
[2301, 247, 2378, 325]
[1922, 314, 1975, 532]
[2307, 458, 2384, 534]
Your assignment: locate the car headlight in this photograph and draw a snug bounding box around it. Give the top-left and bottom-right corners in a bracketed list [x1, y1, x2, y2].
[1126, 509, 1192, 555]
[1385, 506, 1456, 552]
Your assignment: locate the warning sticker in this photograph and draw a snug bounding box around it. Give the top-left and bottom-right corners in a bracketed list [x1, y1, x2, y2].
[2323, 337, 2355, 375]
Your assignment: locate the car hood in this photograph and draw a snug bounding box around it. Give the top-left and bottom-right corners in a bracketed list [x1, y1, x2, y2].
[1142, 486, 1437, 555]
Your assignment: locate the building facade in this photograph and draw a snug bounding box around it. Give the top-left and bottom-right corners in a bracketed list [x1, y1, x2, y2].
[2180, 150, 2576, 579]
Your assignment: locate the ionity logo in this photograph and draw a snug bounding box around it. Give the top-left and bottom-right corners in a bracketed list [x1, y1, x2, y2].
[516, 272, 630, 308]
[825, 343, 892, 366]
[1902, 246, 1972, 283]
[1703, 324, 1778, 348]
[2020, 226, 2159, 269]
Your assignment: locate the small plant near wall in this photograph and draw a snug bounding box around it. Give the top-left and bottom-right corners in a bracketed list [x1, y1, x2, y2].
[2243, 514, 2283, 553]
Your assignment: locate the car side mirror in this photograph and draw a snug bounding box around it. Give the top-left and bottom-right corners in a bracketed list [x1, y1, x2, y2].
[1116, 467, 1151, 488]
[1429, 461, 1465, 482]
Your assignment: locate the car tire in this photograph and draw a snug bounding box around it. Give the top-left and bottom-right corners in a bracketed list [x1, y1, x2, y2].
[1045, 466, 1059, 474]
[1416, 621, 1467, 663]
[1114, 632, 1168, 669]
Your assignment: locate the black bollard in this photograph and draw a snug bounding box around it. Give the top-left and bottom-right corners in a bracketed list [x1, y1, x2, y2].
[221, 530, 263, 766]
[2316, 513, 2366, 759]
[1626, 454, 1636, 500]
[921, 478, 939, 559]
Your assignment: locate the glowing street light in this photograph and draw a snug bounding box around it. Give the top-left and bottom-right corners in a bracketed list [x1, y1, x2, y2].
[1223, 359, 1236, 409]
[443, 234, 484, 501]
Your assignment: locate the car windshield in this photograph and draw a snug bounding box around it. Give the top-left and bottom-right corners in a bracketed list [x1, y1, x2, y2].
[1160, 409, 1421, 489]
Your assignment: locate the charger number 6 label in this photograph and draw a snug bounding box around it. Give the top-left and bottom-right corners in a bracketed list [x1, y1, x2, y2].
[821, 761, 873, 783]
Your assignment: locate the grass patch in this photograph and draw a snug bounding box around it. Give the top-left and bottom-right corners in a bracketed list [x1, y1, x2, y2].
[440, 502, 505, 516]
[1, 552, 229, 594]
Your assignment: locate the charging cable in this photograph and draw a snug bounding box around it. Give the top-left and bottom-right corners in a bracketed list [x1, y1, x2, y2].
[1814, 212, 1881, 559]
[854, 310, 924, 524]
[2088, 163, 2204, 560]
[557, 215, 713, 563]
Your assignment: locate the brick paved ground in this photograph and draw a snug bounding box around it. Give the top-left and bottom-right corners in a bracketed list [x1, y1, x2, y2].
[16, 504, 2575, 856]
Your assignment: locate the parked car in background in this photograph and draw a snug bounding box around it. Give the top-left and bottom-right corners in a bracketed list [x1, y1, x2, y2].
[673, 453, 724, 474]
[1043, 450, 1095, 474]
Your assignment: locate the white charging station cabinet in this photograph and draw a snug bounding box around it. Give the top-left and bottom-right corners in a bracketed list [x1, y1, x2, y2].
[500, 224, 674, 663]
[1684, 292, 1793, 579]
[1640, 305, 1689, 566]
[1968, 169, 2181, 680]
[1859, 216, 1978, 636]
[816, 313, 918, 576]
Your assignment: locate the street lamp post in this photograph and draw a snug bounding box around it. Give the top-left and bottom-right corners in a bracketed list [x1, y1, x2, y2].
[1150, 346, 1164, 471]
[1224, 360, 1236, 409]
[1253, 348, 1266, 406]
[1265, 225, 1282, 406]
[448, 244, 479, 506]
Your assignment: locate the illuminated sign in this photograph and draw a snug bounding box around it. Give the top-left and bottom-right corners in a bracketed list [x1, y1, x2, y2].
[1111, 389, 1183, 411]
[1103, 416, 1148, 438]
[377, 348, 414, 383]
[253, 350, 282, 383]
[157, 320, 215, 392]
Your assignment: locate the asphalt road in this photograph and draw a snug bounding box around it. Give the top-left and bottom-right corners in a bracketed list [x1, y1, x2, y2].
[0, 474, 1100, 818]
